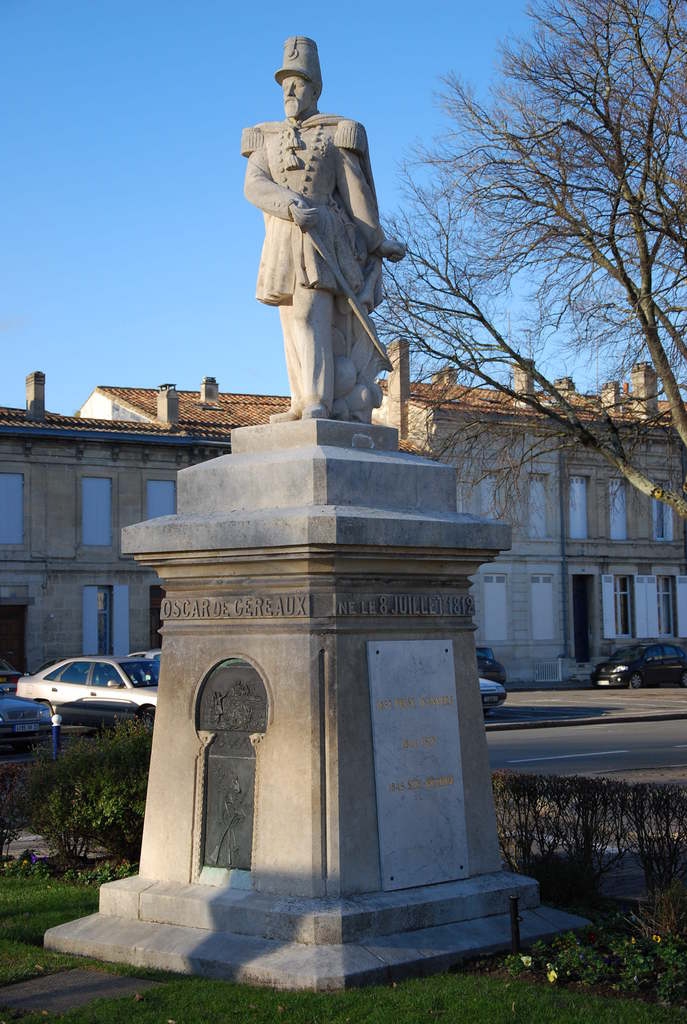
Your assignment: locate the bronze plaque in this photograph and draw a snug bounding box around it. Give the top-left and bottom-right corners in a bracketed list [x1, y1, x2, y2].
[198, 659, 268, 871]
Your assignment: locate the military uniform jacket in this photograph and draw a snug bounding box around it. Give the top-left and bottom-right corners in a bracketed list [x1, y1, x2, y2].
[242, 114, 385, 306]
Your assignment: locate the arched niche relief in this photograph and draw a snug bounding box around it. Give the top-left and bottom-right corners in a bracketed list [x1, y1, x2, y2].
[193, 658, 268, 885]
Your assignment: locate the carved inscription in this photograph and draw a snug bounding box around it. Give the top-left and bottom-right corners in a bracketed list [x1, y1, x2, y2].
[162, 594, 309, 620]
[367, 639, 469, 891]
[337, 594, 474, 617]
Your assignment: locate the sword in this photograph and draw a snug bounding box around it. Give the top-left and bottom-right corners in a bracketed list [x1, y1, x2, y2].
[304, 228, 393, 372]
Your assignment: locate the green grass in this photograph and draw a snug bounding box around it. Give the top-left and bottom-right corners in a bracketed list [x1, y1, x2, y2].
[0, 877, 683, 1023]
[11, 974, 687, 1024]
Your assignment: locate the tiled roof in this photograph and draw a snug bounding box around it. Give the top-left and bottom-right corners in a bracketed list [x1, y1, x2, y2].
[94, 386, 290, 431]
[405, 381, 674, 423]
[0, 407, 186, 436]
[0, 387, 291, 441]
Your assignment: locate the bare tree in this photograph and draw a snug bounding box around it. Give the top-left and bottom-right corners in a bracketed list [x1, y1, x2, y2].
[382, 0, 687, 516]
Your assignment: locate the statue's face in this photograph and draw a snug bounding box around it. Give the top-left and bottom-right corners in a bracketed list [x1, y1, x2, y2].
[282, 74, 318, 120]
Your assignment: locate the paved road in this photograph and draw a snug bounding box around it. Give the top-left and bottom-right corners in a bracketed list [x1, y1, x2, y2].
[487, 717, 687, 776]
[486, 686, 687, 728]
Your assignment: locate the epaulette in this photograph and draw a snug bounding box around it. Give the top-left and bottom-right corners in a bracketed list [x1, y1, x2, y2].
[334, 119, 367, 155]
[240, 125, 264, 157]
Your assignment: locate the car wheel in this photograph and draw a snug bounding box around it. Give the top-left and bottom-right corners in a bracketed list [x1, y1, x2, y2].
[629, 672, 643, 689]
[680, 670, 687, 688]
[138, 707, 155, 729]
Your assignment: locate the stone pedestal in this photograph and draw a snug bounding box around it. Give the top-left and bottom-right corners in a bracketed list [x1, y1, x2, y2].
[45, 420, 586, 987]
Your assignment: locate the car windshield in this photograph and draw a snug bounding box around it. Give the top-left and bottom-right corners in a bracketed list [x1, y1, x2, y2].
[609, 646, 644, 661]
[0, 659, 17, 673]
[476, 647, 495, 660]
[121, 660, 159, 687]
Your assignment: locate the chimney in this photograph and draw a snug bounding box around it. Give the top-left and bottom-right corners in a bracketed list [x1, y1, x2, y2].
[601, 380, 620, 411]
[26, 371, 45, 421]
[200, 376, 219, 405]
[156, 384, 179, 427]
[430, 366, 458, 389]
[513, 359, 534, 407]
[554, 376, 576, 394]
[630, 361, 658, 417]
[386, 339, 409, 439]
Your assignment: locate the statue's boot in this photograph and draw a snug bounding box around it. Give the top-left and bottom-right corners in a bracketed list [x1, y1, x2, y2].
[301, 404, 329, 419]
[270, 408, 301, 423]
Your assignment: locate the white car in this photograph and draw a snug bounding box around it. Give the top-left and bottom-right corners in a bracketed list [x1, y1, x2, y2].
[18, 656, 158, 728]
[479, 676, 507, 713]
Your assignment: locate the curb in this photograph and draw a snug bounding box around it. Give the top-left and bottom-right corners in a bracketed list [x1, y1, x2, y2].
[485, 710, 687, 732]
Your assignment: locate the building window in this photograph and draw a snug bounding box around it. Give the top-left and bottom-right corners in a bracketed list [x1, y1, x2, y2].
[569, 476, 588, 539]
[531, 575, 554, 640]
[95, 587, 113, 655]
[653, 497, 673, 541]
[528, 476, 548, 539]
[657, 576, 674, 636]
[83, 584, 129, 655]
[82, 477, 112, 546]
[483, 574, 508, 643]
[146, 480, 176, 519]
[614, 575, 632, 637]
[609, 479, 627, 540]
[0, 473, 23, 544]
[480, 476, 507, 520]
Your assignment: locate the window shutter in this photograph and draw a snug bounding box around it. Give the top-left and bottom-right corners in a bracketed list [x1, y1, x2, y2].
[112, 585, 130, 656]
[82, 587, 98, 654]
[601, 575, 615, 639]
[531, 575, 554, 640]
[483, 575, 508, 643]
[635, 575, 658, 638]
[0, 473, 23, 544]
[677, 577, 687, 637]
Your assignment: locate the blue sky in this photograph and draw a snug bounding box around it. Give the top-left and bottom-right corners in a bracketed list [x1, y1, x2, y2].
[2, 1, 530, 415]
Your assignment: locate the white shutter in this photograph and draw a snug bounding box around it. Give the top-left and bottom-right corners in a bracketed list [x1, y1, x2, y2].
[483, 574, 507, 643]
[528, 477, 547, 539]
[635, 575, 658, 638]
[531, 575, 555, 640]
[112, 585, 130, 656]
[677, 577, 687, 637]
[609, 479, 627, 540]
[569, 477, 588, 539]
[601, 575, 616, 639]
[82, 586, 98, 654]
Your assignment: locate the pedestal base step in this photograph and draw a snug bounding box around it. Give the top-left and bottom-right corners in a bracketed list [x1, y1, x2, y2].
[45, 904, 587, 991]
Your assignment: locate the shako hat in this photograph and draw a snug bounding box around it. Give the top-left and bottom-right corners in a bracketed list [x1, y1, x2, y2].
[275, 36, 322, 97]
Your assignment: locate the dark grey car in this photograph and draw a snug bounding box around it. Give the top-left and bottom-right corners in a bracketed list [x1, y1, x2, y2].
[0, 688, 52, 750]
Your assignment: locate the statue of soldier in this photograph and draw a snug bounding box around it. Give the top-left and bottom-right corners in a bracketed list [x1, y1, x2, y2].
[242, 37, 405, 423]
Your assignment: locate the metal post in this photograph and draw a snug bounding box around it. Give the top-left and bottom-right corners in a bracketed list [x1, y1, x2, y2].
[51, 714, 62, 760]
[509, 895, 521, 954]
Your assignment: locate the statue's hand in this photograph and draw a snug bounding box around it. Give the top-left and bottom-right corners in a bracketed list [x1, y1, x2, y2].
[377, 237, 406, 262]
[289, 200, 320, 232]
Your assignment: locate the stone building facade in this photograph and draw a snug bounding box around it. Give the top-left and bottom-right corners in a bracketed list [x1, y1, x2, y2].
[377, 342, 687, 682]
[0, 373, 286, 672]
[3, 360, 684, 682]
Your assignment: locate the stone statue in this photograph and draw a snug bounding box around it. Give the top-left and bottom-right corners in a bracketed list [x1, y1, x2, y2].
[242, 36, 405, 423]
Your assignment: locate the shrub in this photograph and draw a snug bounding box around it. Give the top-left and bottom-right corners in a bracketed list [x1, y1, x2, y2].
[0, 763, 28, 856]
[625, 783, 687, 893]
[492, 770, 561, 876]
[26, 719, 152, 866]
[492, 771, 629, 904]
